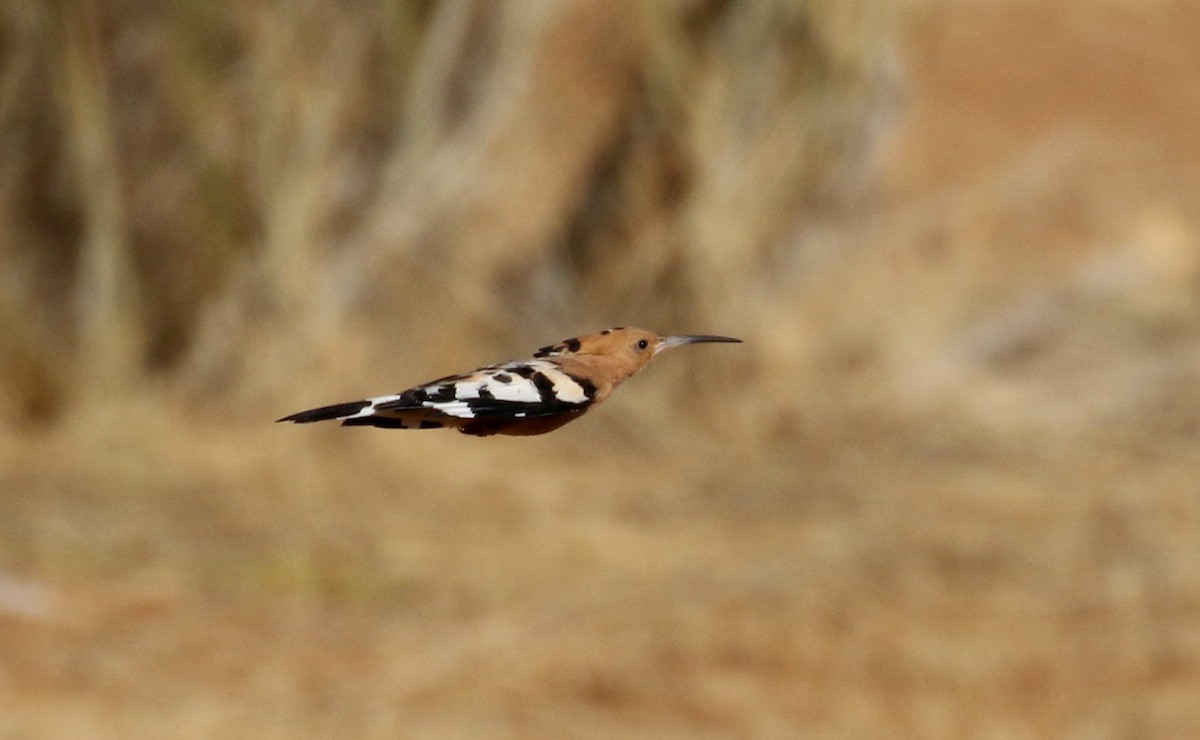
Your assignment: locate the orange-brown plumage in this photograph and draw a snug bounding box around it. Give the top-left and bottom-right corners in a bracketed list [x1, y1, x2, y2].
[278, 327, 741, 436]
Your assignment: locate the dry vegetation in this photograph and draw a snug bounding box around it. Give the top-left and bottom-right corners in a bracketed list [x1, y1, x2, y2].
[3, 0, 1200, 737]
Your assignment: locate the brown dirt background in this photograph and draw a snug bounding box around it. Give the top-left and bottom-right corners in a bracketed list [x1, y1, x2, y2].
[3, 1, 1200, 737]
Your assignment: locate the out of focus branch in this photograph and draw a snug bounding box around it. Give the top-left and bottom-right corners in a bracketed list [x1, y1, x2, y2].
[55, 0, 144, 392]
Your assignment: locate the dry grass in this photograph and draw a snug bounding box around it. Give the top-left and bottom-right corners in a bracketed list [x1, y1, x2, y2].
[3, 0, 1200, 737]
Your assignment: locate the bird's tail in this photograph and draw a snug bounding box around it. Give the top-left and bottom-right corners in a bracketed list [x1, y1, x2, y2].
[276, 400, 371, 424]
[277, 398, 448, 430]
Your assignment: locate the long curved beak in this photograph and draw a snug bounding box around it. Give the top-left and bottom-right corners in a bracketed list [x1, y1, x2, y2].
[655, 334, 743, 354]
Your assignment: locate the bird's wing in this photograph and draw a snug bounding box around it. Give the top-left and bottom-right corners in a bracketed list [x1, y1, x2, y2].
[277, 359, 598, 430]
[374, 360, 597, 420]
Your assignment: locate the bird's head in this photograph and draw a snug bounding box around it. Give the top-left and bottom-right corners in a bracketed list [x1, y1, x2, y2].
[536, 327, 742, 384]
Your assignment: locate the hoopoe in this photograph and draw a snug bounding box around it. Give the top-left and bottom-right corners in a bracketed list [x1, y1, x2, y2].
[277, 327, 741, 436]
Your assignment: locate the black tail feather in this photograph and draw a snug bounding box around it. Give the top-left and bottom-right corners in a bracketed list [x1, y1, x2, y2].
[276, 400, 370, 423]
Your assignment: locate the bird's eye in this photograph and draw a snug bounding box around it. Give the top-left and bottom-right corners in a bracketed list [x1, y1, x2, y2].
[636, 339, 649, 350]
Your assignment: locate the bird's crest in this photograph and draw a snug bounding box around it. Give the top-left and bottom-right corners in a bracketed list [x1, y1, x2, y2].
[532, 333, 595, 358]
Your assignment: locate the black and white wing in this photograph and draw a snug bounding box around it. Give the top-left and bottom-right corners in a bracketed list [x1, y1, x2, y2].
[276, 359, 598, 433]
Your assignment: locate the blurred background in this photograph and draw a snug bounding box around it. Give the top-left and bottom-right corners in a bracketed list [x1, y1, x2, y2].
[2, 0, 1199, 736]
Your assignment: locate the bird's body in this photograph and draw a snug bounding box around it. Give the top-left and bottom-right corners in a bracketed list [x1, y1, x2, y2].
[277, 327, 741, 436]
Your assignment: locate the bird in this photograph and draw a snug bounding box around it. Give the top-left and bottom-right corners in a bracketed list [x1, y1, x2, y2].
[277, 327, 741, 436]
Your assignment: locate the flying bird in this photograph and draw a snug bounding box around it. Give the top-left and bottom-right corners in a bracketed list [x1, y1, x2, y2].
[277, 327, 741, 436]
